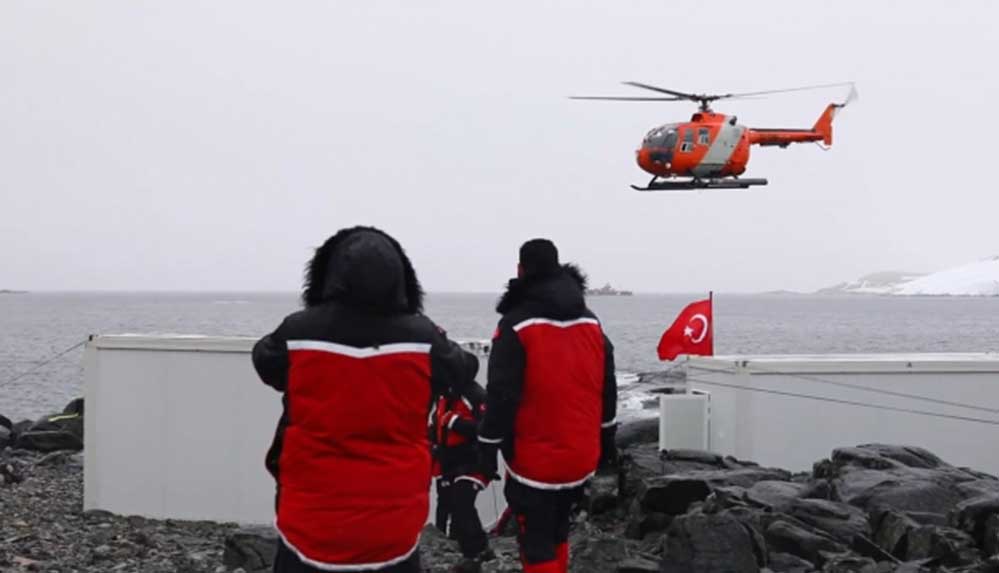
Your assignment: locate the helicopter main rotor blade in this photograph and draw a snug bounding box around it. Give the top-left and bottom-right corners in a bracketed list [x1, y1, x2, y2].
[621, 81, 700, 100]
[569, 96, 685, 101]
[719, 81, 855, 100]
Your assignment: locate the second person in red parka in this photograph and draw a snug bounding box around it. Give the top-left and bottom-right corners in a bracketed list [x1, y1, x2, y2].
[478, 238, 618, 573]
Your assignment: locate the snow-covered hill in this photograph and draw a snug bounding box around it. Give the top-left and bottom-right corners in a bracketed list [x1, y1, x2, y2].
[821, 256, 999, 296]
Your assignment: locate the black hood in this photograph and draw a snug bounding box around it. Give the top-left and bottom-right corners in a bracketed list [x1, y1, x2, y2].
[496, 263, 588, 317]
[303, 226, 424, 313]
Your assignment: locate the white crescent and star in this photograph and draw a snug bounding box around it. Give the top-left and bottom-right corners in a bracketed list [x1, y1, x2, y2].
[683, 314, 709, 343]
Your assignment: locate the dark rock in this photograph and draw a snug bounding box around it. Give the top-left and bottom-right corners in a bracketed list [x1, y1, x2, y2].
[768, 551, 816, 572]
[589, 470, 620, 514]
[2, 459, 26, 485]
[905, 525, 979, 564]
[959, 480, 999, 499]
[851, 478, 967, 515]
[766, 519, 847, 564]
[953, 494, 999, 546]
[747, 481, 809, 512]
[570, 531, 635, 572]
[35, 450, 83, 467]
[11, 419, 32, 438]
[872, 509, 919, 556]
[63, 398, 84, 416]
[637, 475, 711, 514]
[616, 418, 659, 449]
[622, 444, 665, 496]
[819, 553, 878, 572]
[788, 499, 870, 544]
[661, 510, 761, 572]
[624, 498, 673, 540]
[0, 425, 10, 448]
[853, 445, 948, 469]
[985, 514, 999, 557]
[664, 449, 726, 466]
[906, 512, 949, 527]
[692, 467, 793, 489]
[222, 526, 278, 572]
[0, 413, 12, 429]
[617, 556, 660, 572]
[14, 412, 83, 452]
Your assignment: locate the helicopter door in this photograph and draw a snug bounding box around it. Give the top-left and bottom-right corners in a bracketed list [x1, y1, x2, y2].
[679, 128, 695, 153]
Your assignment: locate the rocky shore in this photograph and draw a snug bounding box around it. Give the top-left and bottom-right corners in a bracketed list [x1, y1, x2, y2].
[3, 407, 999, 572]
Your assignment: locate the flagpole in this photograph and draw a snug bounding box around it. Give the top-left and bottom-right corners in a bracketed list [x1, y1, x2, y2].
[708, 291, 714, 356]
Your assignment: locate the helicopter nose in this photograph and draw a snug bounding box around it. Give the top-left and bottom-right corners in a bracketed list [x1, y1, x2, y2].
[637, 148, 670, 175]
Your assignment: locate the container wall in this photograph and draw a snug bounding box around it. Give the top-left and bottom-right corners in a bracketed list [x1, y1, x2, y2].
[687, 358, 999, 474]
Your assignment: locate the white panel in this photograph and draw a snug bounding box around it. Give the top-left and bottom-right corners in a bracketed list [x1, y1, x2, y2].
[659, 394, 709, 451]
[687, 354, 999, 474]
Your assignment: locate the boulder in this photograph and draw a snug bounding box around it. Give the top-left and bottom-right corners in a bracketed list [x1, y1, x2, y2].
[953, 494, 999, 547]
[850, 478, 968, 515]
[765, 519, 847, 565]
[788, 499, 870, 545]
[905, 524, 979, 564]
[747, 481, 809, 513]
[62, 397, 84, 415]
[0, 424, 10, 449]
[637, 475, 712, 515]
[14, 411, 83, 452]
[818, 553, 880, 572]
[617, 556, 660, 572]
[872, 509, 919, 556]
[616, 418, 659, 449]
[222, 525, 278, 573]
[661, 510, 761, 572]
[589, 470, 621, 514]
[768, 551, 816, 572]
[985, 514, 999, 557]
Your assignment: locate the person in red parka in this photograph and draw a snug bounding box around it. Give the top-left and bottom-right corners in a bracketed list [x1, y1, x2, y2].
[477, 239, 617, 573]
[431, 378, 494, 572]
[253, 226, 476, 573]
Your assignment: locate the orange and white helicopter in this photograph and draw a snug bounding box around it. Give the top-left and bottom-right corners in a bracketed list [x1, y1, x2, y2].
[572, 82, 857, 191]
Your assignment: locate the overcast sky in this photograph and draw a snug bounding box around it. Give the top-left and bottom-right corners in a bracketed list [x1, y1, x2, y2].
[2, 1, 997, 293]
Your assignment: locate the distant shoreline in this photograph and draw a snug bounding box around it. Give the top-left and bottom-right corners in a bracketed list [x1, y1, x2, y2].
[0, 289, 28, 294]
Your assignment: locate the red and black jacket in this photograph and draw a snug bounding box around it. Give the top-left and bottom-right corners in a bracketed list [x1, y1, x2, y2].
[479, 264, 617, 490]
[431, 382, 488, 485]
[252, 227, 475, 571]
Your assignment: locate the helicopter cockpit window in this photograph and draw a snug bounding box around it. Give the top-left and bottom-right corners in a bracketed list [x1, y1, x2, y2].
[698, 128, 710, 145]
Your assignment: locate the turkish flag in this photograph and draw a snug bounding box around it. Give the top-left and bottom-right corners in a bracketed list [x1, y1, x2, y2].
[657, 297, 714, 361]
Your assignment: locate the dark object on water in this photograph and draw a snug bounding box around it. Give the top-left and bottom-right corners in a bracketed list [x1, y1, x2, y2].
[585, 283, 633, 296]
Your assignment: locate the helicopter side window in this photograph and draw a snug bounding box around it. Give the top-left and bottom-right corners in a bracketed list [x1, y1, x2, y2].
[698, 128, 710, 145]
[679, 128, 695, 153]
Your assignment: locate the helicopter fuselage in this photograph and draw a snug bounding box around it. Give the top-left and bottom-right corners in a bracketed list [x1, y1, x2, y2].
[636, 105, 839, 180]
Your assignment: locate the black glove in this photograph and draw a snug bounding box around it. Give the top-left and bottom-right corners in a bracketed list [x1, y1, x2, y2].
[477, 442, 500, 481]
[599, 425, 618, 470]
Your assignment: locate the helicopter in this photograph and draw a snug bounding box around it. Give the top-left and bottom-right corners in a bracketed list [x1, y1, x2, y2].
[571, 82, 857, 191]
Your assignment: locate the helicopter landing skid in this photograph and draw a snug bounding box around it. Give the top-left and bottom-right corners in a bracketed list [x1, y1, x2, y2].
[631, 177, 769, 192]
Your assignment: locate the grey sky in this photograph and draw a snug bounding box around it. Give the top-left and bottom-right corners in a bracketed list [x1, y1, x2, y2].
[2, 1, 997, 293]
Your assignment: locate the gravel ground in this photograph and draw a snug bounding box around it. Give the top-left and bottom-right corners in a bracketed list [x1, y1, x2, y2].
[0, 448, 240, 573]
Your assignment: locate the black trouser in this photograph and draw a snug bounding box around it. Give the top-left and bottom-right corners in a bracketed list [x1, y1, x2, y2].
[273, 541, 421, 573]
[504, 479, 583, 566]
[449, 478, 489, 558]
[435, 478, 452, 534]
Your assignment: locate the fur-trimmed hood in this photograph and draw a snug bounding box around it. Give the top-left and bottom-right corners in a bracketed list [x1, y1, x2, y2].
[496, 263, 588, 317]
[302, 226, 424, 313]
